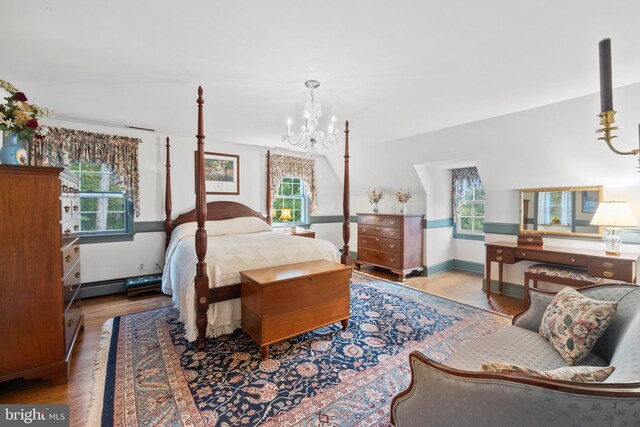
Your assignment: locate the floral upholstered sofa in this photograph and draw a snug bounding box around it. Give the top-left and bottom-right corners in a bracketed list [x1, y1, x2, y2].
[390, 284, 640, 427]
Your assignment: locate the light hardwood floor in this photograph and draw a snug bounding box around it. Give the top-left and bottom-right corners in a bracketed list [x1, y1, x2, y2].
[0, 268, 525, 426]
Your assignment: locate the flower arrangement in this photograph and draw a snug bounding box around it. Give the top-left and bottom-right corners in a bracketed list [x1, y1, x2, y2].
[395, 189, 412, 203]
[367, 188, 384, 204]
[0, 80, 54, 140]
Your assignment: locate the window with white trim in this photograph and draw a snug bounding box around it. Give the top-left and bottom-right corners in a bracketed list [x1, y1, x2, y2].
[457, 187, 485, 233]
[271, 177, 310, 225]
[68, 162, 132, 235]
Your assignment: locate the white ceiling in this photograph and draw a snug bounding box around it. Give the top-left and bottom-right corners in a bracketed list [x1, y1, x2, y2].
[3, 0, 640, 149]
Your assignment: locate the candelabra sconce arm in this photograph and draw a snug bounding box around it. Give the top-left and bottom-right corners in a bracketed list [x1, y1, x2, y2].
[595, 110, 640, 157]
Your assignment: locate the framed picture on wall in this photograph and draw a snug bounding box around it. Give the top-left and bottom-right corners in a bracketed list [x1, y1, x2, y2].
[194, 151, 240, 195]
[582, 190, 598, 213]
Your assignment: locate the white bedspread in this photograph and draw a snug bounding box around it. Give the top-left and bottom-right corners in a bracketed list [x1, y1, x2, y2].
[162, 225, 340, 342]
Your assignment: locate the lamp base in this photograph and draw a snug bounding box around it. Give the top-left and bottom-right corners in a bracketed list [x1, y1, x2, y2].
[602, 227, 622, 256]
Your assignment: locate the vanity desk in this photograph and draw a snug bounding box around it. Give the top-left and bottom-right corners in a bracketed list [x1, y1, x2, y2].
[485, 241, 638, 300]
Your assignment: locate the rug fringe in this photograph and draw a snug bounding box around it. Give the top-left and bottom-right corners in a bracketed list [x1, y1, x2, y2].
[87, 318, 114, 427]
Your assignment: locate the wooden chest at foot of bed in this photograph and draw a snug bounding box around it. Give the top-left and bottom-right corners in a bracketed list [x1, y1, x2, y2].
[240, 259, 352, 359]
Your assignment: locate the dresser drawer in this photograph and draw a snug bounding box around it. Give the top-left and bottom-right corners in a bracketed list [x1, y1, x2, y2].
[358, 215, 401, 228]
[359, 236, 402, 254]
[588, 258, 629, 280]
[62, 242, 80, 277]
[487, 246, 516, 263]
[61, 217, 80, 240]
[358, 224, 401, 239]
[60, 197, 79, 222]
[358, 248, 402, 269]
[63, 261, 81, 313]
[64, 308, 83, 356]
[60, 179, 79, 197]
[515, 249, 588, 268]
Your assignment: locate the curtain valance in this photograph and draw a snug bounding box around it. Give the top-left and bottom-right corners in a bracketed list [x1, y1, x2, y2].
[268, 153, 317, 211]
[30, 127, 141, 216]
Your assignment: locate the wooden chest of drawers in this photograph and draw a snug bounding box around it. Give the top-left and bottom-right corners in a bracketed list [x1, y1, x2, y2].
[354, 213, 424, 281]
[0, 165, 83, 385]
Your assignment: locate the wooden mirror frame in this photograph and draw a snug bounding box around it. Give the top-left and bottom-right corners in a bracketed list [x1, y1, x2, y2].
[519, 185, 603, 238]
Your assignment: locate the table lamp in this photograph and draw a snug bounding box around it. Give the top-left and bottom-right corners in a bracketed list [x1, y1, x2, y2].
[590, 201, 638, 255]
[279, 208, 293, 232]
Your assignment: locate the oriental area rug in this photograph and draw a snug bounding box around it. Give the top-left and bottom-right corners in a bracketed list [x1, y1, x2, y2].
[90, 272, 511, 426]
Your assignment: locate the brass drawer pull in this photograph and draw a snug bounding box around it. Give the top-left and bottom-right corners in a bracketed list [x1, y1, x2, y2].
[61, 184, 68, 192]
[496, 249, 503, 254]
[64, 229, 71, 236]
[389, 244, 395, 249]
[362, 218, 366, 223]
[603, 271, 614, 278]
[65, 255, 72, 263]
[75, 272, 80, 279]
[496, 256, 503, 262]
[199, 297, 207, 304]
[66, 319, 74, 328]
[521, 252, 526, 256]
[376, 217, 380, 221]
[73, 225, 79, 231]
[74, 247, 80, 254]
[603, 261, 614, 268]
[526, 237, 533, 242]
[389, 257, 395, 263]
[64, 284, 73, 292]
[362, 240, 367, 245]
[362, 228, 367, 233]
[571, 258, 576, 263]
[375, 227, 380, 231]
[64, 205, 70, 213]
[375, 238, 379, 242]
[389, 220, 395, 225]
[389, 231, 395, 236]
[73, 205, 79, 212]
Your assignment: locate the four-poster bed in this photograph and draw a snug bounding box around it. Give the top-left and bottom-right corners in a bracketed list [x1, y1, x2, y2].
[163, 87, 352, 350]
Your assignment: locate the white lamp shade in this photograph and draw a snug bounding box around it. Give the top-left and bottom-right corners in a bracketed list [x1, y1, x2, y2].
[590, 201, 639, 227]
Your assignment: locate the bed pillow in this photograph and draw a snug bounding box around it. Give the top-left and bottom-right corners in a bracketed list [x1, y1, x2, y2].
[173, 217, 271, 238]
[539, 287, 617, 365]
[205, 217, 272, 235]
[481, 361, 614, 382]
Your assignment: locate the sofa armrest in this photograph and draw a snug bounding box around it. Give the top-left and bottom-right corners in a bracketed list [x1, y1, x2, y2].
[512, 289, 555, 331]
[391, 351, 640, 427]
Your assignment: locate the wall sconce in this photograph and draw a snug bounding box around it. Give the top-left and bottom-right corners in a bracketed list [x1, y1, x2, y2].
[595, 38, 640, 170]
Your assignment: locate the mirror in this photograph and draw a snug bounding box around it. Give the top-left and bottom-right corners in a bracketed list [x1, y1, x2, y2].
[520, 186, 603, 237]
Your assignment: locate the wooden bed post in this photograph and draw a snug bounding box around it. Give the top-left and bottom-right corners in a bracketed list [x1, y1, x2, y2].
[195, 87, 209, 350]
[266, 150, 272, 225]
[164, 137, 172, 249]
[341, 121, 352, 266]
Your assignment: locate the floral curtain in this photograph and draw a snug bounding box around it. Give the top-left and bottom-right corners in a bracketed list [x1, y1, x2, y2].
[452, 166, 482, 218]
[30, 127, 141, 216]
[268, 153, 317, 211]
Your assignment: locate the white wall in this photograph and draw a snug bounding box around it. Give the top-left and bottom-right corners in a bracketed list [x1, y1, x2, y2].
[326, 82, 640, 283]
[45, 119, 344, 283]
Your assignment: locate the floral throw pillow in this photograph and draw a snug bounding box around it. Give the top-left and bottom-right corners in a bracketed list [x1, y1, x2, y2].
[539, 287, 618, 365]
[481, 361, 614, 382]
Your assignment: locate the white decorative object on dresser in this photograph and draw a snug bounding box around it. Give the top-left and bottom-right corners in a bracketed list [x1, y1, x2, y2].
[354, 213, 424, 281]
[0, 165, 83, 386]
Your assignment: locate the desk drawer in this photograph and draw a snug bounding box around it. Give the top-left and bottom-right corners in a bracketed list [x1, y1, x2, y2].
[358, 224, 401, 239]
[62, 242, 80, 278]
[588, 258, 629, 281]
[358, 215, 401, 228]
[487, 246, 515, 263]
[516, 249, 588, 268]
[359, 236, 401, 254]
[358, 248, 402, 269]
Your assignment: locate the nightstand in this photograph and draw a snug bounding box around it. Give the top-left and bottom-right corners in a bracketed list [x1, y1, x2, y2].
[281, 230, 316, 239]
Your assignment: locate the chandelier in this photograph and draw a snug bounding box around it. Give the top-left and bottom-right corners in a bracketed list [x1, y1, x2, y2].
[283, 80, 339, 155]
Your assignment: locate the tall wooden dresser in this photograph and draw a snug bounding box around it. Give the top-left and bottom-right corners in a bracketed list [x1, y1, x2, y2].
[0, 165, 83, 385]
[354, 213, 424, 281]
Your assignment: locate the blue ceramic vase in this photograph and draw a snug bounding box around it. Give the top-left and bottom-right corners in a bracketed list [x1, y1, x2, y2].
[1, 132, 29, 165]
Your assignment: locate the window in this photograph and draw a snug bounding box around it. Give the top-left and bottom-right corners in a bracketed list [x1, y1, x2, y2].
[452, 167, 485, 236]
[271, 177, 309, 225]
[68, 163, 133, 238]
[537, 191, 572, 225]
[458, 187, 485, 233]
